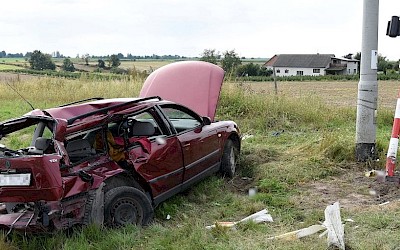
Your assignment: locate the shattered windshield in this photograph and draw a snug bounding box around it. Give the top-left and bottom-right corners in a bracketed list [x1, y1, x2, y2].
[0, 117, 55, 157]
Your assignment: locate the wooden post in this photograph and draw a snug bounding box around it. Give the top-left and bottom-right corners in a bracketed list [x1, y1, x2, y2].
[273, 67, 278, 95]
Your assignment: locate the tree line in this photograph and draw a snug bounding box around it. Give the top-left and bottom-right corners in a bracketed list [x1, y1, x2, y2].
[26, 50, 122, 72]
[199, 49, 272, 78]
[0, 50, 187, 60]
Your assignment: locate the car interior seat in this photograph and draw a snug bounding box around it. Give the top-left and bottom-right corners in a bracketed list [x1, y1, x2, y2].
[129, 121, 155, 137]
[66, 138, 96, 162]
[28, 137, 52, 155]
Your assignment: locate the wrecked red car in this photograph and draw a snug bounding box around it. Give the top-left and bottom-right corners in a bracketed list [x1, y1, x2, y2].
[0, 61, 240, 232]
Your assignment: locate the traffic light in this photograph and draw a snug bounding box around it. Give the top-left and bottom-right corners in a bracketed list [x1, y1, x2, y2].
[387, 16, 400, 38]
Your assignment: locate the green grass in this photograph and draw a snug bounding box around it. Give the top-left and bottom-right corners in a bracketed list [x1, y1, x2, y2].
[0, 64, 25, 70]
[0, 77, 399, 249]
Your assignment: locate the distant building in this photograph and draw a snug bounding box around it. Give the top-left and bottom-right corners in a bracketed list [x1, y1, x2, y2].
[52, 51, 61, 58]
[264, 54, 359, 76]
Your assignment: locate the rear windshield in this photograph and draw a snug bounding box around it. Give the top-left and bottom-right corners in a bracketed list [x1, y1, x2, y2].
[0, 117, 55, 157]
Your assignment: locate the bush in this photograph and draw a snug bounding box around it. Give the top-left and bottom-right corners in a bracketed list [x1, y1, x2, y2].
[62, 58, 75, 72]
[98, 59, 105, 68]
[236, 63, 273, 77]
[109, 55, 121, 67]
[110, 67, 127, 74]
[29, 50, 56, 70]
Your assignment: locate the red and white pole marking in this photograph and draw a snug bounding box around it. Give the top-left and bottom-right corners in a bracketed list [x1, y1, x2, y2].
[386, 93, 400, 177]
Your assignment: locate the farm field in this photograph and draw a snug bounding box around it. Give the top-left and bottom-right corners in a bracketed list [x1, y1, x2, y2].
[119, 60, 175, 71]
[0, 64, 25, 71]
[0, 77, 400, 249]
[243, 80, 400, 108]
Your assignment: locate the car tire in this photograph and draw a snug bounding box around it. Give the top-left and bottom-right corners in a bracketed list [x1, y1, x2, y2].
[104, 186, 153, 227]
[220, 139, 238, 178]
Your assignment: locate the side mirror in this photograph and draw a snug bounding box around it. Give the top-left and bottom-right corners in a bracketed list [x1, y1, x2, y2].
[202, 116, 212, 126]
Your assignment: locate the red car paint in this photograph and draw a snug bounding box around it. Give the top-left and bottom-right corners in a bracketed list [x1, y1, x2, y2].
[140, 61, 224, 121]
[0, 62, 240, 232]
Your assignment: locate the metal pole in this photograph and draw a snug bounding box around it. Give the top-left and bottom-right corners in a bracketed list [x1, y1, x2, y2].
[355, 0, 379, 161]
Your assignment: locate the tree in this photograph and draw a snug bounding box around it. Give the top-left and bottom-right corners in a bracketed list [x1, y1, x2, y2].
[354, 52, 361, 61]
[236, 63, 260, 76]
[82, 54, 90, 65]
[24, 52, 32, 58]
[378, 54, 390, 74]
[62, 58, 75, 72]
[236, 63, 273, 77]
[109, 54, 121, 67]
[98, 59, 105, 68]
[28, 50, 56, 70]
[221, 50, 241, 74]
[343, 53, 353, 59]
[200, 49, 219, 65]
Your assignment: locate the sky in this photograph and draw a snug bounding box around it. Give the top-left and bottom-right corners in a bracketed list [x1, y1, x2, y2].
[1, 0, 400, 60]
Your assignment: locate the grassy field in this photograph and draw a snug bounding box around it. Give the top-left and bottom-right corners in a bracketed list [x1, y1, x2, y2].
[0, 58, 26, 63]
[0, 77, 400, 249]
[0, 64, 26, 71]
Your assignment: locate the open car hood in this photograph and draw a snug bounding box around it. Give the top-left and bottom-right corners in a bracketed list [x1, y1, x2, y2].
[139, 61, 224, 121]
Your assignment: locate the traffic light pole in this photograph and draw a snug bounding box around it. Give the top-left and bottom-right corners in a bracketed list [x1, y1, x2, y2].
[355, 0, 379, 161]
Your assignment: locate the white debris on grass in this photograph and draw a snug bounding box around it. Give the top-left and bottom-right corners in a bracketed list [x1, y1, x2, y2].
[248, 187, 257, 197]
[269, 201, 345, 250]
[205, 209, 273, 230]
[241, 134, 254, 140]
[268, 224, 326, 240]
[378, 201, 390, 206]
[323, 202, 345, 250]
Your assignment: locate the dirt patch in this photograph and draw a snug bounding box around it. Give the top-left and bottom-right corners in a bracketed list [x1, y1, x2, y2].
[226, 176, 256, 195]
[295, 169, 400, 210]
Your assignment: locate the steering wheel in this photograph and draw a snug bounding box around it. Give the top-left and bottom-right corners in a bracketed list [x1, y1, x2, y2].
[117, 120, 133, 137]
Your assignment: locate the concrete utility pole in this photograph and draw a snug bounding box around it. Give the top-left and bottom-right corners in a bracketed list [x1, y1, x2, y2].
[355, 0, 379, 161]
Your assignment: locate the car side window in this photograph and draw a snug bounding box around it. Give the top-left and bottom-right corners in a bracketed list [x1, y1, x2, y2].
[160, 105, 202, 133]
[114, 110, 164, 138]
[65, 127, 104, 164]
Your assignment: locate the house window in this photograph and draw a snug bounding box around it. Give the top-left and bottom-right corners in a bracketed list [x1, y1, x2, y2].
[313, 69, 320, 73]
[285, 69, 289, 73]
[296, 71, 303, 76]
[276, 69, 280, 73]
[348, 69, 351, 74]
[354, 69, 357, 74]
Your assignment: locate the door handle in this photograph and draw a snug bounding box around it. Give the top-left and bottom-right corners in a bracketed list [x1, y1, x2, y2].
[134, 156, 148, 163]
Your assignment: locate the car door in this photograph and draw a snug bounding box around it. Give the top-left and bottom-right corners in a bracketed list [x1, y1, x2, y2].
[114, 109, 184, 202]
[158, 104, 220, 185]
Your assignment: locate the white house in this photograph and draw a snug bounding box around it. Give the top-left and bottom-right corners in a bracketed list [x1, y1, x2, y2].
[264, 54, 359, 77]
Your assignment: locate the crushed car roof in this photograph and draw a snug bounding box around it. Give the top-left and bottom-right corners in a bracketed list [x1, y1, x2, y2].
[25, 97, 163, 122]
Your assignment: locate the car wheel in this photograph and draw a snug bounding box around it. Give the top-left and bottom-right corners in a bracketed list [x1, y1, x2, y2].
[104, 186, 153, 227]
[220, 139, 238, 178]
